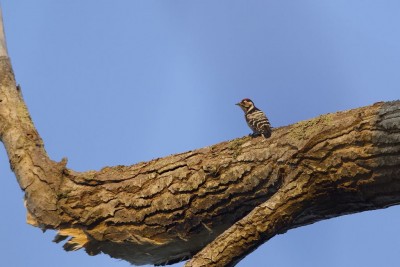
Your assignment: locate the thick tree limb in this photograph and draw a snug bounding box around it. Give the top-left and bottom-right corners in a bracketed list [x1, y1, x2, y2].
[186, 101, 400, 266]
[1, 11, 400, 267]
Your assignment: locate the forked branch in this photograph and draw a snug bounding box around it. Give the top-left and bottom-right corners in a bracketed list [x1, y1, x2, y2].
[0, 9, 399, 267]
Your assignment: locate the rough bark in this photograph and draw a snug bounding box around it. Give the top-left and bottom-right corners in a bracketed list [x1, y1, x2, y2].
[186, 101, 400, 266]
[1, 11, 400, 267]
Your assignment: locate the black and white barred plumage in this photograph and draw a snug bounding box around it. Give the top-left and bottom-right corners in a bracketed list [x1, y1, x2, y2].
[236, 98, 272, 138]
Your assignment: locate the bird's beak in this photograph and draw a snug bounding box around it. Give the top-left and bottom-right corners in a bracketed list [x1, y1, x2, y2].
[235, 103, 241, 106]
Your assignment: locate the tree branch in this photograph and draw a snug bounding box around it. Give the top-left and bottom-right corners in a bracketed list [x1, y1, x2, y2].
[0, 7, 8, 57]
[185, 101, 400, 266]
[1, 9, 399, 267]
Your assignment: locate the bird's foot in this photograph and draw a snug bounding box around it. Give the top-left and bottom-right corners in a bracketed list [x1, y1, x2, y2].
[249, 133, 261, 138]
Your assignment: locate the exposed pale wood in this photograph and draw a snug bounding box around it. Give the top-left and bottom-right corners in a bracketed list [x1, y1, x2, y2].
[0, 7, 8, 57]
[0, 8, 399, 267]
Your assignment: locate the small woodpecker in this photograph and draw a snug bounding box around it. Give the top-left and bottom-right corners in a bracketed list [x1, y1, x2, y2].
[236, 98, 272, 138]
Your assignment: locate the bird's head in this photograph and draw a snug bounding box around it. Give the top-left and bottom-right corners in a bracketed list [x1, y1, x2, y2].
[236, 98, 255, 113]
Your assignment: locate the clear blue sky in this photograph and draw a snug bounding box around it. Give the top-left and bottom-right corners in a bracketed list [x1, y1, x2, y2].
[1, 1, 399, 267]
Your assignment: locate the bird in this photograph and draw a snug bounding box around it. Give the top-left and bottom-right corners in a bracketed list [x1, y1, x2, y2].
[236, 98, 272, 138]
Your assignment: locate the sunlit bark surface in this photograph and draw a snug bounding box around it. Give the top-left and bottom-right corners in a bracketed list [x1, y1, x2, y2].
[0, 11, 399, 267]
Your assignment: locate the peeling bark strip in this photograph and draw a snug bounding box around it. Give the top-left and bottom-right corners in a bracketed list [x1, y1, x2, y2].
[0, 22, 400, 267]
